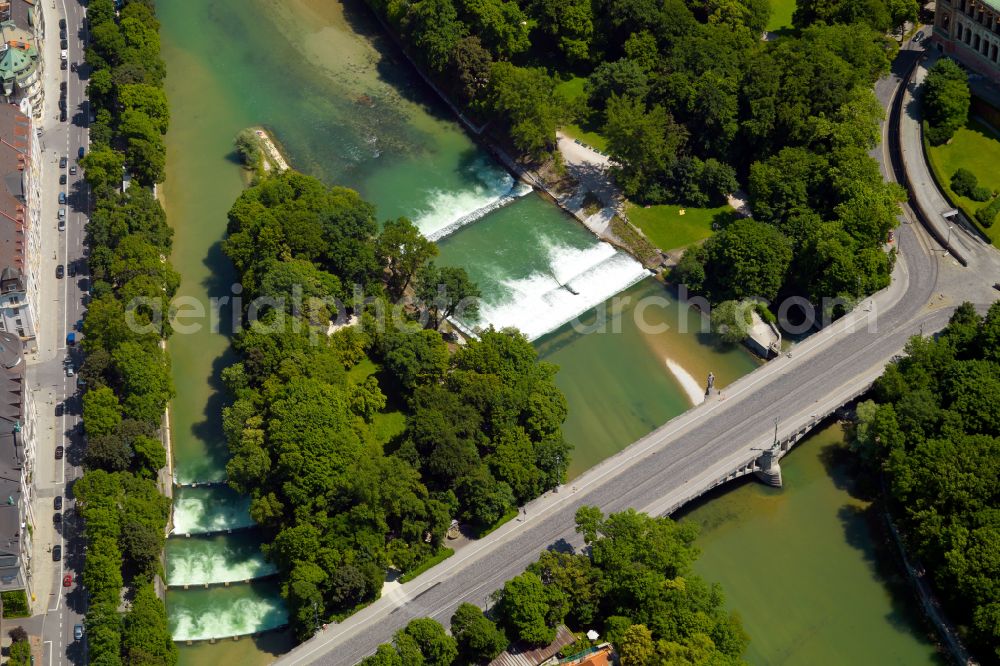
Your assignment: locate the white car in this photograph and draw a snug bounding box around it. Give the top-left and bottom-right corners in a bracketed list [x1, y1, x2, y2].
[65, 366, 74, 377]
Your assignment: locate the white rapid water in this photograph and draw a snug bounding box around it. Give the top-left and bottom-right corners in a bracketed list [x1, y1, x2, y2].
[471, 240, 650, 341]
[169, 593, 288, 641]
[414, 161, 529, 240]
[166, 538, 277, 587]
[171, 487, 255, 536]
[665, 358, 705, 406]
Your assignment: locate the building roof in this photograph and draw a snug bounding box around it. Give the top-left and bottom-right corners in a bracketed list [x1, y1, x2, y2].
[489, 626, 577, 666]
[0, 329, 25, 591]
[559, 645, 613, 666]
[0, 103, 28, 274]
[984, 1, 1000, 13]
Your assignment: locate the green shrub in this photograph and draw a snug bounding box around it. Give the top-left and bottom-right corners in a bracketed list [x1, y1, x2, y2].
[1, 590, 30, 617]
[951, 168, 978, 197]
[925, 121, 953, 146]
[971, 186, 993, 202]
[8, 639, 31, 666]
[975, 197, 1000, 228]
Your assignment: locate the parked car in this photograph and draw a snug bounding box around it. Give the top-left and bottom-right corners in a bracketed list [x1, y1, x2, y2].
[59, 173, 67, 185]
[60, 59, 67, 70]
[60, 81, 67, 92]
[59, 17, 66, 28]
[65, 365, 74, 377]
[70, 61, 77, 72]
[59, 156, 67, 168]
[68, 263, 76, 278]
[60, 109, 67, 123]
[78, 146, 85, 159]
[54, 496, 62, 510]
[75, 319, 83, 332]
[54, 512, 62, 525]
[58, 207, 66, 219]
[63, 574, 72, 587]
[58, 192, 66, 204]
[73, 625, 82, 640]
[55, 402, 63, 416]
[69, 165, 77, 175]
[55, 445, 64, 459]
[60, 39, 68, 50]
[58, 218, 65, 231]
[53, 545, 62, 562]
[56, 264, 64, 279]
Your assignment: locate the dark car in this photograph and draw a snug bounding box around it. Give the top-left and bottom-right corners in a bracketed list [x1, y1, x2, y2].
[52, 545, 61, 562]
[60, 29, 67, 39]
[55, 402, 63, 416]
[59, 17, 66, 28]
[60, 39, 68, 49]
[56, 264, 64, 279]
[55, 445, 64, 459]
[59, 156, 67, 168]
[59, 173, 67, 185]
[54, 496, 62, 510]
[75, 319, 83, 332]
[68, 263, 76, 278]
[60, 110, 67, 122]
[70, 61, 77, 72]
[61, 60, 67, 70]
[69, 165, 77, 175]
[78, 146, 85, 159]
[60, 81, 67, 92]
[54, 512, 62, 525]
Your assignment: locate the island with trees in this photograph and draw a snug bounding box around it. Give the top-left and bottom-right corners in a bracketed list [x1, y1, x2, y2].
[360, 507, 749, 665]
[77, 0, 178, 664]
[221, 170, 571, 638]
[853, 302, 1000, 662]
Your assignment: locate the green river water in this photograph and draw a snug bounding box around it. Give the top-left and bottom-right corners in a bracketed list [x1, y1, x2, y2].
[157, 0, 941, 663]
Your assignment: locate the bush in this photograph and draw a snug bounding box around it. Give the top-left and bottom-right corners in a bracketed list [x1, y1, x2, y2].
[1, 590, 30, 617]
[925, 121, 953, 146]
[8, 640, 31, 666]
[975, 197, 1000, 228]
[970, 186, 993, 202]
[8, 626, 28, 643]
[951, 168, 978, 197]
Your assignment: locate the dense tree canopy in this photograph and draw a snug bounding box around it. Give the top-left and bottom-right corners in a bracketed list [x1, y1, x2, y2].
[921, 58, 970, 145]
[222, 171, 566, 639]
[857, 302, 1000, 661]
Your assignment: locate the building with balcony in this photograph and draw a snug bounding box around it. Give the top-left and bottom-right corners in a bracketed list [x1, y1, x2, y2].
[933, 0, 1000, 84]
[0, 102, 38, 352]
[0, 329, 34, 596]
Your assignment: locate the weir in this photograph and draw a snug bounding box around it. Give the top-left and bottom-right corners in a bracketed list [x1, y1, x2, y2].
[425, 183, 533, 241]
[468, 242, 651, 341]
[171, 486, 256, 536]
[168, 582, 289, 643]
[166, 533, 279, 588]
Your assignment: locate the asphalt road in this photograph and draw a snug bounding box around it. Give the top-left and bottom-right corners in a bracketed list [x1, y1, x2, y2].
[276, 33, 1000, 666]
[29, 0, 91, 663]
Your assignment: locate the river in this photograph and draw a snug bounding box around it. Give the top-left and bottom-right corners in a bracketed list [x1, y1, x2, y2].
[153, 0, 900, 664]
[680, 423, 945, 665]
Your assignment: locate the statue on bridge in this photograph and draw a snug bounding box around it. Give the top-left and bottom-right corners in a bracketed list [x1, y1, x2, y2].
[705, 372, 715, 397]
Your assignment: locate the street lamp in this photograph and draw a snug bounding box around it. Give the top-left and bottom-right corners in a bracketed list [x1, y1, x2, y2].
[946, 225, 953, 252]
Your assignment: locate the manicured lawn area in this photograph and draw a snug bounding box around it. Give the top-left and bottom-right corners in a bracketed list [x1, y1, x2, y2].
[556, 75, 609, 152]
[346, 355, 407, 445]
[767, 0, 797, 31]
[925, 118, 1000, 245]
[626, 202, 734, 252]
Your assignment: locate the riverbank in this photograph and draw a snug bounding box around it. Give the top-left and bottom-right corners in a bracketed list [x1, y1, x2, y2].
[251, 127, 290, 173]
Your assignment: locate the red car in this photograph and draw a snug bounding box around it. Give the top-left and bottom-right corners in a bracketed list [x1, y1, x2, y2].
[63, 574, 72, 587]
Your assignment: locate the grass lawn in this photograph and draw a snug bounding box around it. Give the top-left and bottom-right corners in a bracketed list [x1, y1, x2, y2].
[346, 356, 407, 445]
[626, 202, 734, 252]
[555, 75, 609, 152]
[767, 0, 796, 31]
[925, 118, 1000, 245]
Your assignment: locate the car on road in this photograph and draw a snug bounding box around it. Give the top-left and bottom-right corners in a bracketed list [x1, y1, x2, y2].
[60, 81, 67, 92]
[74, 319, 83, 331]
[60, 39, 68, 50]
[54, 512, 61, 525]
[73, 625, 83, 640]
[61, 59, 67, 70]
[58, 192, 66, 204]
[53, 545, 62, 562]
[63, 574, 72, 587]
[55, 445, 64, 459]
[56, 264, 64, 279]
[70, 61, 77, 72]
[58, 218, 65, 231]
[78, 146, 85, 159]
[59, 17, 66, 28]
[54, 496, 62, 510]
[68, 263, 76, 278]
[58, 207, 66, 219]
[59, 156, 67, 168]
[59, 173, 66, 184]
[69, 165, 77, 175]
[60, 109, 67, 123]
[65, 365, 74, 377]
[55, 402, 63, 416]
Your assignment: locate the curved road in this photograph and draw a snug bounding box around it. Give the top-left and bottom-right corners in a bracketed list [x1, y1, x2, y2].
[277, 37, 1000, 666]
